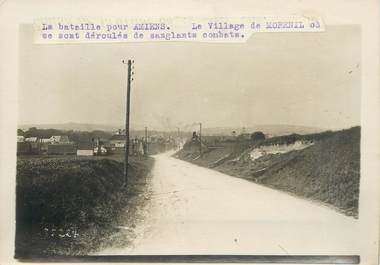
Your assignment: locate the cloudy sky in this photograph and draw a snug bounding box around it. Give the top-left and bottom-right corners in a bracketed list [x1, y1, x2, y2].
[19, 25, 360, 131]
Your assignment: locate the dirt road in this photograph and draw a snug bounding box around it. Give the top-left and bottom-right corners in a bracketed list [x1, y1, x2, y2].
[100, 151, 359, 255]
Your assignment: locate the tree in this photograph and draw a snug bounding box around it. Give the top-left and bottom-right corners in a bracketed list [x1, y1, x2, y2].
[251, 131, 266, 141]
[17, 129, 25, 136]
[192, 131, 198, 140]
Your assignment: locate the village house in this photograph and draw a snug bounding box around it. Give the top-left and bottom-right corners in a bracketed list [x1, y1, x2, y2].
[109, 134, 126, 148]
[49, 135, 70, 144]
[109, 134, 146, 155]
[25, 137, 38, 143]
[41, 135, 76, 155]
[47, 143, 77, 155]
[17, 136, 39, 155]
[76, 142, 94, 156]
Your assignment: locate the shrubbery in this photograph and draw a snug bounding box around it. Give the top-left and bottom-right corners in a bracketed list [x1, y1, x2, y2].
[17, 158, 125, 227]
[16, 154, 154, 257]
[251, 131, 266, 141]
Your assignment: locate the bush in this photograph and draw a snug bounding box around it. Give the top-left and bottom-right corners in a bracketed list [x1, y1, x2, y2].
[16, 158, 125, 227]
[251, 131, 266, 141]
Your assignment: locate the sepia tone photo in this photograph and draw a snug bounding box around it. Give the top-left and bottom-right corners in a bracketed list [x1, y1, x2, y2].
[15, 24, 361, 259]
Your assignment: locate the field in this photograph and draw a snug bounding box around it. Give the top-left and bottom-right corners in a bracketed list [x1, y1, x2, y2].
[15, 154, 154, 257]
[176, 127, 360, 217]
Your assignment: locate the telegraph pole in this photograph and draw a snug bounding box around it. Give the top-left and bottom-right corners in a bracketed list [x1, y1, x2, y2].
[144, 126, 148, 155]
[176, 127, 180, 150]
[199, 122, 202, 157]
[122, 59, 134, 187]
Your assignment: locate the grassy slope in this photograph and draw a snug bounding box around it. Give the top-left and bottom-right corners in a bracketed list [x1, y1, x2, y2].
[176, 127, 360, 217]
[15, 155, 154, 257]
[257, 127, 360, 216]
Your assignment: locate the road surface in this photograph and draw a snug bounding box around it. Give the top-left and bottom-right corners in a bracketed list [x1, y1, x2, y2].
[100, 151, 359, 255]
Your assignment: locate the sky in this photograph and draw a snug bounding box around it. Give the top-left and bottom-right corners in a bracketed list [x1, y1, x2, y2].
[19, 25, 361, 131]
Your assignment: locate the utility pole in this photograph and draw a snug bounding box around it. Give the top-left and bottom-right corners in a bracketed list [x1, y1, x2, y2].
[122, 59, 134, 187]
[199, 122, 202, 157]
[144, 126, 148, 155]
[97, 137, 101, 155]
[176, 127, 180, 150]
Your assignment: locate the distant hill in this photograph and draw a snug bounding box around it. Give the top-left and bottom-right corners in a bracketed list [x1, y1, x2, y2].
[19, 123, 120, 132]
[18, 122, 324, 136]
[17, 124, 189, 141]
[19, 122, 327, 137]
[200, 124, 325, 137]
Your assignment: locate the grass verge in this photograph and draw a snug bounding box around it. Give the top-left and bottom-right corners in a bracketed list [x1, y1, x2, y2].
[15, 155, 154, 258]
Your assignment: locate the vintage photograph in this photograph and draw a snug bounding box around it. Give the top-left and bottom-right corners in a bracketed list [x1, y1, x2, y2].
[15, 24, 360, 258]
